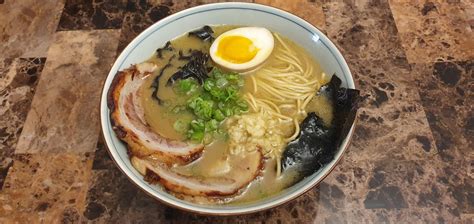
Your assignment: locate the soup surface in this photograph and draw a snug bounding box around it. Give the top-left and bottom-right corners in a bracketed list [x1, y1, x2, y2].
[107, 25, 358, 205]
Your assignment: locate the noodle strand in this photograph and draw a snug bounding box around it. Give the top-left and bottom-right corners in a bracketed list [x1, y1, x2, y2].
[240, 33, 324, 176]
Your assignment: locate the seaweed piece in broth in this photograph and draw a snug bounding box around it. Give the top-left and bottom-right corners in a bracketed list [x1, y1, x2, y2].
[281, 112, 335, 177]
[178, 49, 196, 60]
[151, 55, 176, 104]
[156, 41, 173, 58]
[188, 25, 214, 42]
[166, 51, 210, 86]
[281, 75, 359, 179]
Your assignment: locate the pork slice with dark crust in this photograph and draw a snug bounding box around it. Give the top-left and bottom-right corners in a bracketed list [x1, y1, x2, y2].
[108, 62, 204, 165]
[131, 149, 264, 197]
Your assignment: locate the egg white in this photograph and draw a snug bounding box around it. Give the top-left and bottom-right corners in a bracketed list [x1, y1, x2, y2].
[210, 27, 274, 72]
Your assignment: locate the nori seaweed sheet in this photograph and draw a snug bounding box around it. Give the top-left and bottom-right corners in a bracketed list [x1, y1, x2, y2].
[188, 25, 214, 42]
[281, 75, 360, 180]
[151, 55, 176, 105]
[166, 51, 209, 86]
[156, 41, 173, 58]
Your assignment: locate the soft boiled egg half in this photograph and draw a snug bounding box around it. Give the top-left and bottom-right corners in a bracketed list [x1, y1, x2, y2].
[210, 27, 274, 72]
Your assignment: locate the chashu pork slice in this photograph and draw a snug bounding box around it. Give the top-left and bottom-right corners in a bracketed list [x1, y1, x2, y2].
[131, 150, 264, 196]
[108, 63, 204, 165]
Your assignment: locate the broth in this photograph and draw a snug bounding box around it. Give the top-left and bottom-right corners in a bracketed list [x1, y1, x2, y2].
[140, 26, 237, 140]
[136, 25, 332, 204]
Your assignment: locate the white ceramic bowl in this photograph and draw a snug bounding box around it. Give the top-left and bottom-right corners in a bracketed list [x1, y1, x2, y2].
[100, 2, 355, 215]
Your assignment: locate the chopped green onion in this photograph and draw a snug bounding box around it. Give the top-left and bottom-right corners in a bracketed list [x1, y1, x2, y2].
[173, 119, 189, 133]
[170, 67, 248, 143]
[216, 77, 229, 88]
[188, 130, 204, 141]
[213, 109, 225, 121]
[175, 78, 198, 95]
[205, 119, 219, 131]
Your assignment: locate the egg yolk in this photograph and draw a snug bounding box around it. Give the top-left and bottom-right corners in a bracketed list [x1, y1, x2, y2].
[217, 36, 258, 64]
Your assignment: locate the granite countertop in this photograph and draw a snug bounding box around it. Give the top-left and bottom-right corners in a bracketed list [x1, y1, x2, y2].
[0, 0, 472, 223]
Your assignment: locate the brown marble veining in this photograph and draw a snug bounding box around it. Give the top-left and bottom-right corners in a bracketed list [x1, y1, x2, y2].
[413, 60, 473, 160]
[411, 59, 473, 217]
[0, 0, 472, 223]
[255, 0, 326, 31]
[390, 0, 474, 64]
[117, 0, 173, 54]
[15, 30, 120, 154]
[0, 0, 65, 58]
[0, 57, 45, 189]
[57, 0, 127, 31]
[0, 153, 93, 223]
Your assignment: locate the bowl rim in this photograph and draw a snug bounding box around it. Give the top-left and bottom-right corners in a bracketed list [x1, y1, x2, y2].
[99, 2, 356, 216]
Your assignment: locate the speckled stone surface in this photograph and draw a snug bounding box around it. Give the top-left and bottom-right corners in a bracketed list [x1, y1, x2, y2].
[0, 0, 472, 223]
[255, 0, 326, 31]
[57, 0, 127, 31]
[15, 29, 120, 154]
[0, 0, 65, 58]
[0, 57, 45, 189]
[389, 0, 474, 64]
[0, 153, 93, 223]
